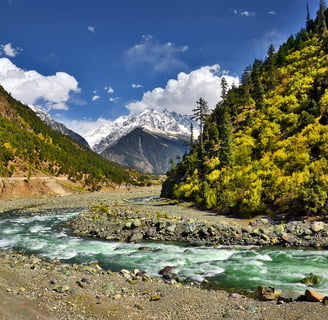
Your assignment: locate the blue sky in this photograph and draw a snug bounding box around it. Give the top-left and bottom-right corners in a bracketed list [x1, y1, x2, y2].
[0, 0, 319, 135]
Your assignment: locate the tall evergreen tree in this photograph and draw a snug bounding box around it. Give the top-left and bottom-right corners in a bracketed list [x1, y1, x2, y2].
[306, 4, 315, 31]
[220, 77, 229, 101]
[251, 59, 265, 111]
[191, 97, 210, 156]
[316, 0, 327, 34]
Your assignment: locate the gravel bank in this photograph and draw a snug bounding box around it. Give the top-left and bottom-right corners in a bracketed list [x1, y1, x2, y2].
[1, 250, 328, 320]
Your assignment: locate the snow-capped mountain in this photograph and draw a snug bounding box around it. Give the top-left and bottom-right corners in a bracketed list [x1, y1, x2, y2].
[85, 109, 198, 154]
[29, 105, 90, 148]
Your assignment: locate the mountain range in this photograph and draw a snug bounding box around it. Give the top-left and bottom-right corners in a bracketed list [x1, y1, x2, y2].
[31, 107, 198, 175]
[84, 109, 198, 174]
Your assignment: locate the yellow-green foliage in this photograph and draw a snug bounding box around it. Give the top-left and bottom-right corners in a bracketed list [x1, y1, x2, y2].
[162, 10, 328, 217]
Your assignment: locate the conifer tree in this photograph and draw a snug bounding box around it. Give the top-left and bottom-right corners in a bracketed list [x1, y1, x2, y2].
[306, 4, 315, 31]
[316, 0, 327, 34]
[220, 77, 229, 101]
[191, 97, 210, 156]
[251, 59, 265, 111]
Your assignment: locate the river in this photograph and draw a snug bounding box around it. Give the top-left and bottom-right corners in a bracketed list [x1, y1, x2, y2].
[1, 209, 328, 295]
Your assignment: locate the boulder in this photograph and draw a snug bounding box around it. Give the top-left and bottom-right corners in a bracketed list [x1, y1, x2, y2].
[132, 219, 142, 228]
[129, 231, 144, 242]
[158, 266, 176, 280]
[257, 285, 281, 301]
[305, 289, 324, 302]
[281, 233, 297, 245]
[311, 221, 325, 233]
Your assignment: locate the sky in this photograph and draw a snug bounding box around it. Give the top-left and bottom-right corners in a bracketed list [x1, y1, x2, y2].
[0, 0, 319, 136]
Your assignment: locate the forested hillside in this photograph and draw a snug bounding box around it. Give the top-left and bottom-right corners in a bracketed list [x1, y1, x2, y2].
[162, 1, 328, 218]
[0, 85, 142, 189]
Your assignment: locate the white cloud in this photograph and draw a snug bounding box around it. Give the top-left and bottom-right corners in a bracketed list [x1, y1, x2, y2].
[109, 97, 120, 103]
[105, 86, 114, 94]
[0, 43, 22, 57]
[124, 35, 188, 72]
[240, 11, 256, 17]
[232, 9, 256, 17]
[88, 26, 96, 33]
[125, 65, 239, 115]
[0, 57, 80, 111]
[92, 95, 100, 101]
[268, 11, 277, 15]
[132, 83, 143, 88]
[59, 117, 110, 137]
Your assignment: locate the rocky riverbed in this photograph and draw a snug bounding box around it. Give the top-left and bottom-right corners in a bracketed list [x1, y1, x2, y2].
[2, 186, 328, 319]
[68, 194, 328, 249]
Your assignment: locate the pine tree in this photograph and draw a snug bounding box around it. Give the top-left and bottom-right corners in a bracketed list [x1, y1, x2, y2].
[220, 77, 229, 101]
[306, 4, 315, 31]
[191, 98, 210, 156]
[217, 104, 233, 168]
[316, 0, 327, 34]
[251, 59, 265, 111]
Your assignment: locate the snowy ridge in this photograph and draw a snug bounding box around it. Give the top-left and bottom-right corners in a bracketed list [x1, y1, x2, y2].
[28, 105, 90, 148]
[85, 109, 199, 154]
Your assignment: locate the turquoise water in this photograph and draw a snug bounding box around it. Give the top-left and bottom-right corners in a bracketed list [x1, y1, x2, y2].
[1, 211, 328, 295]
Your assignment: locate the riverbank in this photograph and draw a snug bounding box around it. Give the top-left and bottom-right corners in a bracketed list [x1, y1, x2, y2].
[1, 187, 328, 319]
[2, 250, 328, 320]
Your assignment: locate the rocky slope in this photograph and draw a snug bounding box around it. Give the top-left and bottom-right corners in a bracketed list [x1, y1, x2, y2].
[29, 105, 90, 148]
[100, 127, 188, 174]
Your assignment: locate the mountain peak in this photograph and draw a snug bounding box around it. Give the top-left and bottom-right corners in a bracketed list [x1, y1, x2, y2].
[85, 109, 198, 154]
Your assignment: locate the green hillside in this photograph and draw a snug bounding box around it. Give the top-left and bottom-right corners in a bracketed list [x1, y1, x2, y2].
[0, 85, 142, 189]
[162, 1, 328, 218]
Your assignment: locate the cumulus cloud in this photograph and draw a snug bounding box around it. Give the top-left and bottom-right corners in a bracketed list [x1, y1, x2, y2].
[125, 65, 239, 115]
[132, 83, 143, 88]
[0, 43, 22, 57]
[105, 86, 114, 94]
[0, 57, 80, 111]
[88, 26, 96, 33]
[92, 95, 100, 101]
[268, 11, 277, 15]
[124, 35, 188, 72]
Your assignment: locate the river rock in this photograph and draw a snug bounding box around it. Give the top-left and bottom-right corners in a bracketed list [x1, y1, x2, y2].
[166, 224, 176, 233]
[257, 285, 281, 301]
[132, 219, 142, 228]
[311, 221, 325, 233]
[322, 296, 328, 306]
[159, 266, 176, 280]
[120, 269, 133, 281]
[129, 231, 144, 242]
[281, 233, 297, 245]
[53, 285, 70, 293]
[305, 289, 324, 302]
